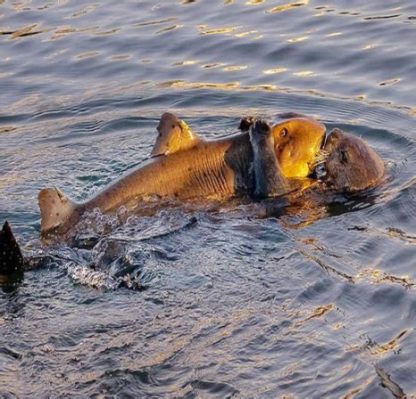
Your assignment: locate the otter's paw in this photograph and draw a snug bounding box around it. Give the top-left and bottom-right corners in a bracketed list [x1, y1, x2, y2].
[249, 119, 272, 141]
[238, 116, 256, 131]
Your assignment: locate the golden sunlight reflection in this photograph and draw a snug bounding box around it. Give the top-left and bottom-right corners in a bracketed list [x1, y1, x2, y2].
[305, 304, 334, 321]
[70, 5, 97, 18]
[245, 0, 266, 5]
[160, 80, 241, 90]
[356, 268, 414, 288]
[326, 32, 342, 38]
[75, 51, 100, 60]
[157, 24, 183, 34]
[1, 24, 45, 39]
[330, 322, 343, 331]
[267, 1, 309, 14]
[111, 55, 131, 61]
[290, 304, 334, 329]
[347, 330, 409, 357]
[234, 30, 259, 38]
[198, 25, 240, 36]
[343, 377, 377, 398]
[355, 94, 367, 100]
[372, 330, 407, 355]
[293, 70, 315, 77]
[287, 35, 309, 43]
[159, 80, 281, 92]
[386, 226, 416, 243]
[51, 26, 77, 40]
[172, 60, 199, 66]
[223, 65, 248, 71]
[263, 67, 287, 75]
[201, 62, 225, 69]
[133, 17, 177, 28]
[94, 28, 120, 36]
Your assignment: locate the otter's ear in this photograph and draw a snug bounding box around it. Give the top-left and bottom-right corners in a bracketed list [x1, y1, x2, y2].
[238, 116, 256, 131]
[327, 128, 344, 139]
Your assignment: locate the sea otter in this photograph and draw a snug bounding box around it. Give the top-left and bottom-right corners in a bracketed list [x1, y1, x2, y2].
[248, 121, 385, 196]
[319, 128, 385, 192]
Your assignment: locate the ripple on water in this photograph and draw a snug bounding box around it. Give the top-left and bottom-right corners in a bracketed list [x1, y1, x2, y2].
[1, 0, 416, 397]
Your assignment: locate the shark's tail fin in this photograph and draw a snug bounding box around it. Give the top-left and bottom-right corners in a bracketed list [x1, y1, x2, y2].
[38, 187, 77, 235]
[0, 221, 24, 276]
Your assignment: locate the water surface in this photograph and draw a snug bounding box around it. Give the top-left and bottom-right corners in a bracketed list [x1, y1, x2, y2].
[1, 1, 416, 397]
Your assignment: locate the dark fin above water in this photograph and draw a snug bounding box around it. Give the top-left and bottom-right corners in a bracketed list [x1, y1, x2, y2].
[0, 221, 24, 276]
[38, 187, 77, 234]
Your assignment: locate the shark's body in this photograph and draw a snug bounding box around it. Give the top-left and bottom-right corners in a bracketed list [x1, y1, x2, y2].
[38, 115, 326, 236]
[39, 133, 254, 236]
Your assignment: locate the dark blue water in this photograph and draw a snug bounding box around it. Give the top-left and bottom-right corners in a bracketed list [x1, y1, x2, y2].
[1, 1, 416, 397]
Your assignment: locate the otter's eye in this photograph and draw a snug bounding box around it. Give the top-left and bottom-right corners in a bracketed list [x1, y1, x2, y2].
[280, 128, 288, 138]
[340, 149, 348, 163]
[172, 124, 176, 129]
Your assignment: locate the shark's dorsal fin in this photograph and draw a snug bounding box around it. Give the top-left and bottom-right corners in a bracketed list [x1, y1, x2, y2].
[0, 221, 24, 275]
[151, 113, 201, 157]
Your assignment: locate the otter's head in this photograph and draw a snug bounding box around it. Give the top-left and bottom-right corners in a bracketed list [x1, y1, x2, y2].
[151, 113, 198, 157]
[320, 128, 384, 192]
[270, 117, 326, 178]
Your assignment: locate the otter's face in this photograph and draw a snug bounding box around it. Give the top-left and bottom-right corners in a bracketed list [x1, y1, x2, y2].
[322, 129, 384, 192]
[270, 117, 326, 178]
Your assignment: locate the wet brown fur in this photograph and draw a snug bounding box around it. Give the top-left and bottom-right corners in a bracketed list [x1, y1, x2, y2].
[323, 128, 384, 192]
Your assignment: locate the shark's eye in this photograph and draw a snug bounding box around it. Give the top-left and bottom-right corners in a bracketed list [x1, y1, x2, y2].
[280, 128, 288, 137]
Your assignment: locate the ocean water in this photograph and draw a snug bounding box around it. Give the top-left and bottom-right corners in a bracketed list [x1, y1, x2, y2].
[1, 1, 416, 397]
